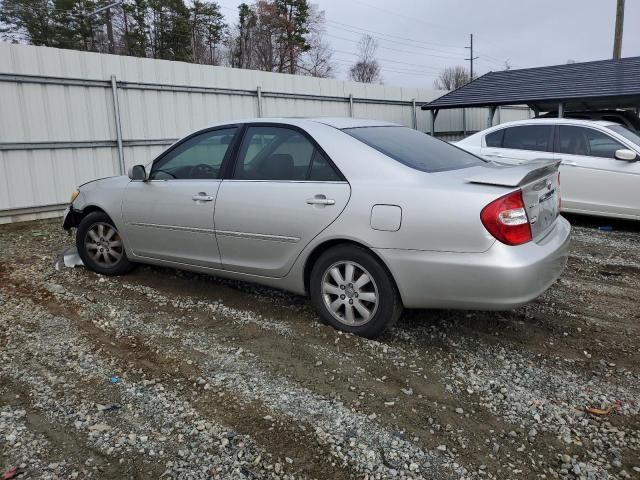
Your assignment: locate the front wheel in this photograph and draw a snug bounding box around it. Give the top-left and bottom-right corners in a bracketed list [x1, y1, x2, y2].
[76, 211, 134, 276]
[310, 244, 402, 338]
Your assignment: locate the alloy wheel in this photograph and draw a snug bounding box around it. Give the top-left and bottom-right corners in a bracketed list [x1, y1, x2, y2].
[84, 222, 124, 268]
[321, 260, 379, 326]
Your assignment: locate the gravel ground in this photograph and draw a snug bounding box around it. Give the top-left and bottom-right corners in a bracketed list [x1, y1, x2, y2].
[1, 215, 639, 480]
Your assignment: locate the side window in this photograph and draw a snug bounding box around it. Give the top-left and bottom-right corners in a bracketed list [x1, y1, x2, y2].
[557, 126, 625, 159]
[502, 125, 552, 152]
[234, 126, 341, 181]
[309, 151, 342, 181]
[485, 129, 504, 147]
[150, 128, 237, 180]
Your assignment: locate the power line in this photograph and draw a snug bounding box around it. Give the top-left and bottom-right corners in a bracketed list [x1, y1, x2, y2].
[333, 50, 447, 72]
[326, 19, 465, 52]
[325, 32, 462, 60]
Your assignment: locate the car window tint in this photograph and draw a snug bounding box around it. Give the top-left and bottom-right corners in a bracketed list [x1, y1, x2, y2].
[343, 126, 485, 173]
[150, 128, 237, 180]
[485, 129, 504, 147]
[309, 151, 342, 181]
[558, 126, 625, 159]
[502, 125, 552, 152]
[234, 126, 339, 181]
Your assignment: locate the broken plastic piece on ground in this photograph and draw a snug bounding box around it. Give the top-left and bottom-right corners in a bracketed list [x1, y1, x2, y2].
[109, 376, 120, 384]
[2, 466, 18, 480]
[31, 231, 48, 237]
[576, 405, 616, 416]
[598, 225, 613, 232]
[54, 246, 84, 270]
[97, 403, 122, 412]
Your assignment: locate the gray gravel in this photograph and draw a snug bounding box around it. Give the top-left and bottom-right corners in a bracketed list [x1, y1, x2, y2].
[1, 219, 639, 479]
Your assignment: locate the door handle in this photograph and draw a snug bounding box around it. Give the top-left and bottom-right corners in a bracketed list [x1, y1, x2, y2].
[484, 152, 503, 158]
[562, 161, 578, 166]
[306, 195, 335, 206]
[192, 192, 214, 202]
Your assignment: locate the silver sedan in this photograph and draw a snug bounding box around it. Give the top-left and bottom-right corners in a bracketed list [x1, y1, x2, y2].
[63, 117, 570, 338]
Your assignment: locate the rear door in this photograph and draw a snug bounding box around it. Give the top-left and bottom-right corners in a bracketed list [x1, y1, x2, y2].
[481, 124, 558, 165]
[554, 125, 640, 216]
[214, 124, 350, 277]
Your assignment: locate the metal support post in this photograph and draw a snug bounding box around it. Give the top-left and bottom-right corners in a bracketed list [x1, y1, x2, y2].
[462, 108, 467, 136]
[110, 75, 125, 175]
[256, 86, 263, 117]
[487, 106, 497, 128]
[411, 99, 417, 129]
[430, 109, 439, 136]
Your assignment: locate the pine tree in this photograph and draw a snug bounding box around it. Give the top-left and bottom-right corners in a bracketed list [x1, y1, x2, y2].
[190, 0, 226, 64]
[0, 0, 57, 46]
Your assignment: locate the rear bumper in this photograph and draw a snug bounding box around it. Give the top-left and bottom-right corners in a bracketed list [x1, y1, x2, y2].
[375, 216, 571, 310]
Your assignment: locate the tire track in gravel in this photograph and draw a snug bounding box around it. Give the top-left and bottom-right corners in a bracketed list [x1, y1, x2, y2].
[390, 318, 640, 478]
[2, 262, 471, 479]
[3, 219, 640, 479]
[6, 243, 628, 479]
[1, 380, 145, 479]
[0, 294, 308, 479]
[51, 261, 545, 475]
[0, 269, 352, 480]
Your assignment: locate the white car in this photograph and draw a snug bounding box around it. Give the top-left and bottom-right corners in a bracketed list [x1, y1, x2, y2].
[457, 119, 640, 220]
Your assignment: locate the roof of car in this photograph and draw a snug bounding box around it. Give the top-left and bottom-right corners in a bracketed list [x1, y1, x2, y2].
[489, 118, 619, 128]
[207, 117, 402, 130]
[306, 117, 401, 129]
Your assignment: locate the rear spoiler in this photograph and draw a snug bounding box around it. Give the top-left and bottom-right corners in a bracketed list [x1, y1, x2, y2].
[465, 159, 561, 187]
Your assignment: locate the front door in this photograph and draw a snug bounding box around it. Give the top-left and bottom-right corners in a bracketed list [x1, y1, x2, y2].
[555, 125, 640, 217]
[214, 125, 350, 277]
[122, 127, 238, 267]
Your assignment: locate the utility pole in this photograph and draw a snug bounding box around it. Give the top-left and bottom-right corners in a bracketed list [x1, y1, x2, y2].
[465, 33, 479, 80]
[613, 0, 625, 59]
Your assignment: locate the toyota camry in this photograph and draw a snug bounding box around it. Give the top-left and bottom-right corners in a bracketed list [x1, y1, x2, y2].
[63, 117, 570, 338]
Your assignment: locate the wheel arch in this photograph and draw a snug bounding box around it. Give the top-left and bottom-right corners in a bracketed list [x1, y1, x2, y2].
[303, 238, 401, 300]
[64, 205, 110, 230]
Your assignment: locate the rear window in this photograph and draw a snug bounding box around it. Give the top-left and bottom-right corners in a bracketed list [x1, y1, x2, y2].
[343, 126, 485, 173]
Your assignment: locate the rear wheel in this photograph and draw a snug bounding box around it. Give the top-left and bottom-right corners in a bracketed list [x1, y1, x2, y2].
[310, 244, 402, 338]
[76, 211, 134, 276]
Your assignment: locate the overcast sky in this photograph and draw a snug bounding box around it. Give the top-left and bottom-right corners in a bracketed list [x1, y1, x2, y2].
[217, 0, 639, 88]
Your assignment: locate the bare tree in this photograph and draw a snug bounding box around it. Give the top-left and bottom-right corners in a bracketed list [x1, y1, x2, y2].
[433, 65, 470, 90]
[298, 6, 333, 77]
[348, 34, 381, 83]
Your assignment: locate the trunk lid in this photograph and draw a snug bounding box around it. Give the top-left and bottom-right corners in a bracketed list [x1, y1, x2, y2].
[466, 159, 561, 240]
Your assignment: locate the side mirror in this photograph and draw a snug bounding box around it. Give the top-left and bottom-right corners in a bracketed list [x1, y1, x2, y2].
[128, 164, 147, 181]
[614, 149, 637, 161]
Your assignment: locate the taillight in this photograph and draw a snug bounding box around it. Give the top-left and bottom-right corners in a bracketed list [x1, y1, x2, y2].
[480, 190, 532, 246]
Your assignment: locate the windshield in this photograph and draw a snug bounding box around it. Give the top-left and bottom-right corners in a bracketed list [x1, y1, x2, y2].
[343, 126, 485, 173]
[606, 124, 640, 146]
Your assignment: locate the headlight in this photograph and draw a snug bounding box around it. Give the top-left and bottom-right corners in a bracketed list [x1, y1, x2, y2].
[70, 190, 80, 203]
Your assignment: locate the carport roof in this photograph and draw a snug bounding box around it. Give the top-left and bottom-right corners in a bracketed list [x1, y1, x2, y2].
[422, 56, 640, 112]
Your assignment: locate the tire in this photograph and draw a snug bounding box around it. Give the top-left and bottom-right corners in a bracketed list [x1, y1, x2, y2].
[76, 211, 134, 276]
[310, 244, 403, 338]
